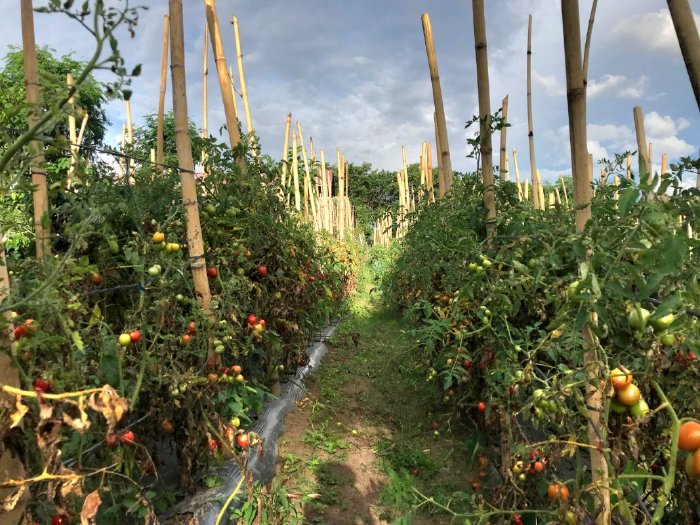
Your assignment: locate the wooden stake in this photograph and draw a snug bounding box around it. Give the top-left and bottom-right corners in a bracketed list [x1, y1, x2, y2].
[296, 122, 317, 223]
[527, 14, 540, 210]
[560, 174, 569, 206]
[77, 113, 88, 147]
[156, 14, 169, 173]
[232, 17, 254, 141]
[667, 0, 700, 110]
[661, 153, 668, 175]
[126, 98, 134, 178]
[537, 169, 545, 210]
[168, 0, 212, 350]
[21, 0, 50, 260]
[434, 111, 446, 197]
[422, 13, 453, 192]
[561, 2, 609, 523]
[338, 148, 345, 239]
[513, 148, 523, 199]
[281, 113, 291, 188]
[67, 74, 78, 180]
[202, 23, 209, 170]
[499, 94, 509, 180]
[426, 141, 435, 202]
[204, 0, 244, 164]
[633, 106, 651, 184]
[648, 142, 653, 175]
[473, 0, 497, 237]
[626, 153, 632, 179]
[505, 150, 510, 182]
[227, 66, 240, 120]
[292, 132, 301, 212]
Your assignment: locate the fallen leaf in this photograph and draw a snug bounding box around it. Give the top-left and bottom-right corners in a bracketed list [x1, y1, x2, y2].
[80, 490, 102, 524]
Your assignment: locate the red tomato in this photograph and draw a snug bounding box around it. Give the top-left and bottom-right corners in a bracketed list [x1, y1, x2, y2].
[119, 430, 135, 444]
[52, 515, 67, 525]
[187, 321, 196, 334]
[90, 273, 103, 284]
[206, 267, 218, 278]
[258, 266, 268, 278]
[689, 352, 697, 362]
[477, 402, 487, 414]
[309, 276, 316, 282]
[13, 325, 30, 339]
[33, 378, 50, 392]
[236, 433, 250, 448]
[463, 359, 473, 369]
[246, 314, 257, 326]
[231, 365, 243, 374]
[129, 330, 141, 343]
[104, 434, 119, 447]
[207, 438, 220, 451]
[180, 334, 192, 346]
[259, 319, 266, 329]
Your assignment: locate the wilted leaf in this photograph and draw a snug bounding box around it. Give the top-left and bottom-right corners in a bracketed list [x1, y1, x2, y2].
[9, 396, 28, 429]
[88, 385, 128, 432]
[0, 484, 26, 512]
[80, 490, 102, 525]
[62, 397, 91, 433]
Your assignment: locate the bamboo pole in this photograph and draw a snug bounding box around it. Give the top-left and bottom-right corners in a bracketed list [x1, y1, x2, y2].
[292, 132, 301, 212]
[513, 148, 523, 200]
[168, 0, 212, 354]
[505, 150, 510, 182]
[67, 74, 78, 181]
[232, 17, 254, 141]
[633, 106, 651, 184]
[126, 99, 134, 179]
[661, 153, 668, 175]
[201, 23, 209, 170]
[523, 179, 529, 201]
[561, 2, 610, 523]
[626, 153, 632, 179]
[560, 175, 569, 206]
[600, 167, 606, 186]
[527, 14, 541, 210]
[297, 122, 317, 223]
[555, 187, 562, 205]
[499, 94, 509, 181]
[434, 112, 446, 197]
[473, 0, 497, 237]
[422, 13, 453, 192]
[613, 175, 620, 201]
[648, 142, 653, 175]
[667, 0, 700, 110]
[338, 149, 345, 239]
[227, 66, 240, 120]
[420, 142, 426, 197]
[156, 14, 169, 174]
[77, 112, 88, 147]
[204, 0, 244, 165]
[537, 170, 545, 210]
[426, 141, 435, 202]
[281, 113, 291, 188]
[118, 124, 126, 177]
[21, 0, 50, 261]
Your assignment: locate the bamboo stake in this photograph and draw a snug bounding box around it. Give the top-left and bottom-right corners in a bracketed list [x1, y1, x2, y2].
[613, 175, 620, 201]
[661, 153, 668, 175]
[281, 113, 291, 188]
[499, 95, 509, 180]
[434, 112, 446, 197]
[626, 153, 632, 179]
[338, 149, 345, 239]
[527, 14, 540, 210]
[426, 141, 435, 202]
[422, 13, 453, 192]
[560, 175, 569, 206]
[292, 132, 301, 212]
[537, 170, 545, 210]
[561, 2, 609, 523]
[21, 0, 50, 261]
[227, 66, 240, 120]
[320, 150, 327, 230]
[555, 187, 561, 205]
[150, 148, 156, 165]
[156, 14, 169, 174]
[523, 179, 529, 201]
[168, 0, 212, 353]
[667, 0, 700, 110]
[513, 148, 523, 200]
[232, 17, 254, 142]
[505, 150, 510, 182]
[126, 99, 134, 179]
[473, 0, 497, 237]
[76, 113, 88, 147]
[118, 124, 126, 178]
[204, 0, 244, 165]
[600, 167, 606, 186]
[297, 122, 317, 223]
[420, 142, 426, 196]
[67, 74, 78, 182]
[633, 106, 651, 184]
[648, 142, 653, 176]
[201, 23, 209, 171]
[548, 192, 555, 209]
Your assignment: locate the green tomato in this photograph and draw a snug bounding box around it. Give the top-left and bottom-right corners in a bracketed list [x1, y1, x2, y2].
[237, 268, 245, 276]
[527, 258, 538, 269]
[628, 307, 651, 331]
[567, 281, 580, 300]
[532, 389, 545, 404]
[468, 262, 478, 272]
[545, 400, 558, 414]
[108, 239, 120, 253]
[630, 399, 649, 417]
[610, 398, 628, 415]
[660, 333, 676, 347]
[651, 313, 675, 332]
[148, 264, 161, 276]
[214, 345, 225, 355]
[176, 294, 186, 302]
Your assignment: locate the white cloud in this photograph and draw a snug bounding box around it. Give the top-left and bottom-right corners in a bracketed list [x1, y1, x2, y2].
[613, 9, 700, 55]
[588, 75, 647, 99]
[532, 70, 565, 97]
[644, 111, 690, 137]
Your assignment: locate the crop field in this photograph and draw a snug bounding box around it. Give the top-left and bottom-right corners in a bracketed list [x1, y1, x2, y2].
[0, 1, 698, 525]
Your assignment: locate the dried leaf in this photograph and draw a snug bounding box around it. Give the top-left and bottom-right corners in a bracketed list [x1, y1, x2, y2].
[9, 396, 28, 429]
[88, 385, 128, 432]
[39, 403, 54, 421]
[0, 484, 26, 512]
[80, 490, 101, 525]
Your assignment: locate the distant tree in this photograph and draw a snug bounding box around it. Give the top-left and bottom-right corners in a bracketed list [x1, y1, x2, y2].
[132, 111, 202, 168]
[0, 46, 110, 146]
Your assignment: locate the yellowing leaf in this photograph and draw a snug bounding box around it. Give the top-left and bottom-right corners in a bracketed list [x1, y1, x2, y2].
[9, 396, 28, 429]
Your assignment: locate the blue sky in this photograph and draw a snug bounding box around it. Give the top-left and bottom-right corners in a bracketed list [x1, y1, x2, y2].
[0, 1, 698, 183]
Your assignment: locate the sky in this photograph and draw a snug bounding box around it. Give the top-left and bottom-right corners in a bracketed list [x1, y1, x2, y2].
[0, 0, 698, 184]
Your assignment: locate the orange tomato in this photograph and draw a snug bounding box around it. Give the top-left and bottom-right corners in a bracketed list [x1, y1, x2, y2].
[547, 483, 570, 502]
[679, 421, 700, 452]
[610, 367, 633, 390]
[616, 384, 641, 407]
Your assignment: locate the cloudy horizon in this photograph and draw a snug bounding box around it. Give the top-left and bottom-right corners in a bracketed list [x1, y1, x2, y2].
[0, 1, 698, 184]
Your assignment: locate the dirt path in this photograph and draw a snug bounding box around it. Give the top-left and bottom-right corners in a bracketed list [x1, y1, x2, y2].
[274, 286, 478, 524]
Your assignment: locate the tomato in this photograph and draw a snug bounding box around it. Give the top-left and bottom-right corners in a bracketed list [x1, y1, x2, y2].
[547, 483, 569, 501]
[104, 434, 119, 446]
[224, 426, 235, 441]
[651, 313, 675, 332]
[309, 275, 316, 282]
[152, 231, 165, 243]
[13, 324, 32, 339]
[688, 449, 700, 479]
[161, 419, 174, 434]
[165, 242, 180, 253]
[230, 417, 241, 428]
[237, 433, 250, 448]
[565, 511, 577, 525]
[90, 273, 103, 284]
[610, 367, 633, 390]
[51, 515, 68, 525]
[207, 438, 220, 452]
[567, 280, 579, 299]
[244, 251, 252, 257]
[533, 460, 544, 473]
[208, 373, 219, 383]
[253, 323, 264, 333]
[231, 365, 242, 374]
[258, 266, 268, 278]
[33, 378, 50, 392]
[660, 333, 676, 347]
[234, 374, 245, 383]
[689, 352, 697, 362]
[147, 264, 161, 276]
[119, 430, 135, 444]
[471, 481, 481, 490]
[129, 330, 141, 343]
[616, 383, 641, 407]
[431, 421, 440, 430]
[246, 314, 257, 326]
[118, 333, 132, 347]
[628, 307, 650, 331]
[206, 267, 218, 278]
[679, 421, 700, 452]
[411, 467, 420, 477]
[187, 322, 196, 334]
[260, 319, 266, 329]
[477, 402, 487, 414]
[630, 399, 649, 417]
[610, 398, 628, 414]
[180, 334, 192, 346]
